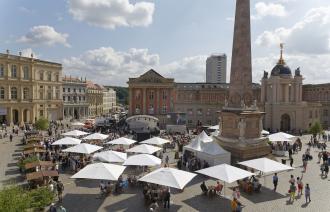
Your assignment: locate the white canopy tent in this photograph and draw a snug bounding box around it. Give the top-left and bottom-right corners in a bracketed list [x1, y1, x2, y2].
[261, 130, 270, 135]
[71, 163, 126, 181]
[138, 167, 197, 189]
[268, 132, 295, 143]
[126, 144, 162, 154]
[62, 130, 89, 137]
[51, 137, 81, 146]
[106, 137, 137, 145]
[83, 133, 109, 141]
[93, 151, 127, 163]
[62, 143, 103, 154]
[196, 164, 254, 196]
[140, 137, 171, 146]
[184, 131, 231, 166]
[123, 154, 161, 166]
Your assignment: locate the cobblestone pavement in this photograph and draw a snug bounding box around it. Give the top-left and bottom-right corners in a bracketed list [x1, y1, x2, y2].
[1, 133, 330, 212]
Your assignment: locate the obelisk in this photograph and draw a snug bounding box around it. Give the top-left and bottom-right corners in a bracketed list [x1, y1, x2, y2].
[215, 0, 271, 161]
[228, 0, 253, 107]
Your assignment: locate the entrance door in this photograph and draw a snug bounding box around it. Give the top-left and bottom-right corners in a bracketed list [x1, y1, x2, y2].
[12, 109, 19, 124]
[280, 114, 291, 132]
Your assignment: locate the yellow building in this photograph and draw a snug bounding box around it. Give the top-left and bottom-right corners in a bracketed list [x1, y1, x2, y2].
[86, 81, 104, 117]
[0, 50, 63, 126]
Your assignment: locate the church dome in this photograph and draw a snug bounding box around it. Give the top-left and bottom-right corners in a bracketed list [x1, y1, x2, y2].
[271, 64, 292, 76]
[270, 43, 292, 77]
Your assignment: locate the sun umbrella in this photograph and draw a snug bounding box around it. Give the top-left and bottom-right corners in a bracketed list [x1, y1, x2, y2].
[83, 133, 109, 141]
[208, 125, 219, 130]
[126, 144, 162, 154]
[238, 157, 294, 174]
[261, 130, 270, 135]
[93, 151, 127, 163]
[106, 137, 137, 145]
[138, 167, 197, 189]
[140, 137, 170, 146]
[123, 154, 161, 166]
[62, 130, 89, 137]
[268, 133, 292, 143]
[196, 164, 255, 196]
[51, 137, 81, 146]
[71, 163, 126, 181]
[71, 122, 85, 127]
[62, 143, 103, 154]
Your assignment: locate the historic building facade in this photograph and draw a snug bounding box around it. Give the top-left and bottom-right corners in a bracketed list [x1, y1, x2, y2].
[303, 83, 330, 130]
[62, 76, 89, 120]
[0, 50, 63, 126]
[261, 47, 321, 133]
[128, 69, 175, 128]
[175, 83, 261, 128]
[102, 88, 116, 115]
[86, 81, 104, 117]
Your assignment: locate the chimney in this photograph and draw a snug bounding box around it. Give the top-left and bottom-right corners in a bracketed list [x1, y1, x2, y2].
[19, 51, 22, 57]
[6, 49, 9, 55]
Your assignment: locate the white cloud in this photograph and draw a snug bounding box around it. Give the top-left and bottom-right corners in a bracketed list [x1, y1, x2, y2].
[19, 6, 35, 14]
[17, 25, 70, 47]
[253, 2, 287, 20]
[68, 0, 154, 29]
[63, 47, 159, 85]
[256, 7, 330, 54]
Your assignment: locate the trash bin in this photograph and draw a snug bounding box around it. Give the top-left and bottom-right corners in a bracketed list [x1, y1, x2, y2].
[281, 159, 286, 164]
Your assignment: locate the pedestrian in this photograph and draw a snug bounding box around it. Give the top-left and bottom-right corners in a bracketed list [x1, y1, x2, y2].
[165, 155, 169, 166]
[303, 159, 308, 173]
[57, 205, 67, 212]
[289, 175, 295, 184]
[318, 152, 322, 163]
[163, 187, 170, 209]
[324, 162, 329, 178]
[273, 173, 278, 191]
[9, 134, 13, 142]
[289, 182, 296, 202]
[296, 174, 303, 196]
[49, 203, 57, 212]
[57, 181, 64, 202]
[305, 184, 311, 203]
[289, 156, 293, 167]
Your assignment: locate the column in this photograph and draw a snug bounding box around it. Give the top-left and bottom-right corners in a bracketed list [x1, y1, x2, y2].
[19, 108, 24, 127]
[129, 88, 133, 115]
[142, 88, 147, 114]
[8, 107, 13, 126]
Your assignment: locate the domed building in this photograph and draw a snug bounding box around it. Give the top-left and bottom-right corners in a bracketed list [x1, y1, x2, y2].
[261, 45, 321, 133]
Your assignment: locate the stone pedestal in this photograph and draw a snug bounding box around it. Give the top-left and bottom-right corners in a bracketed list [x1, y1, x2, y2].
[216, 107, 271, 163]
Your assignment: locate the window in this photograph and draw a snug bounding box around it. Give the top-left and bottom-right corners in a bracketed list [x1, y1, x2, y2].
[40, 72, 44, 80]
[23, 88, 29, 100]
[63, 88, 65, 92]
[11, 87, 17, 99]
[197, 109, 203, 115]
[309, 111, 312, 119]
[135, 90, 141, 100]
[0, 87, 4, 99]
[56, 75, 59, 82]
[0, 64, 4, 77]
[135, 105, 140, 114]
[11, 65, 17, 78]
[162, 104, 167, 114]
[68, 96, 71, 101]
[324, 110, 329, 117]
[79, 96, 81, 101]
[47, 73, 51, 81]
[79, 88, 81, 93]
[83, 96, 86, 101]
[149, 91, 154, 100]
[68, 88, 71, 92]
[56, 92, 59, 100]
[39, 91, 44, 100]
[47, 92, 51, 100]
[74, 88, 76, 92]
[63, 96, 66, 101]
[23, 66, 29, 79]
[149, 105, 154, 114]
[39, 110, 44, 117]
[162, 90, 167, 100]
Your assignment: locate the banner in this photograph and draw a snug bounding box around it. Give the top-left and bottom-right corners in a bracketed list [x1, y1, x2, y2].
[0, 108, 7, 116]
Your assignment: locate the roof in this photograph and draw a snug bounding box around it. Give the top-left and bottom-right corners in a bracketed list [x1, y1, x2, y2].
[25, 161, 54, 170]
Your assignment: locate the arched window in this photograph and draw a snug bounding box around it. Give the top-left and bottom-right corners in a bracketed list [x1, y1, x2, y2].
[0, 64, 4, 77]
[11, 65, 17, 78]
[23, 66, 29, 79]
[23, 88, 29, 100]
[11, 87, 17, 99]
[0, 87, 4, 99]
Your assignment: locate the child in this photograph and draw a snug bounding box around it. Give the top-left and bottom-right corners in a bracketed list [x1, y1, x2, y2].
[289, 182, 296, 202]
[296, 174, 303, 196]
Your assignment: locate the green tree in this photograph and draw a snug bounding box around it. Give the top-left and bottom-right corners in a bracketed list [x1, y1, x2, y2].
[309, 121, 323, 137]
[17, 155, 39, 171]
[35, 117, 49, 131]
[0, 185, 55, 211]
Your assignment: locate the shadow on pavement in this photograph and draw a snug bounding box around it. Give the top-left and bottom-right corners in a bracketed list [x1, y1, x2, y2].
[5, 169, 20, 176]
[183, 194, 231, 212]
[62, 193, 105, 212]
[237, 186, 286, 204]
[7, 162, 18, 167]
[73, 179, 100, 188]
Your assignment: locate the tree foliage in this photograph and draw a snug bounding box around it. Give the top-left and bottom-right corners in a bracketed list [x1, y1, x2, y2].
[35, 117, 49, 131]
[17, 155, 39, 170]
[309, 121, 323, 137]
[0, 185, 55, 211]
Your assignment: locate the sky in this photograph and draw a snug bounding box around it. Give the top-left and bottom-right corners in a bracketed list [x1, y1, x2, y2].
[1, 0, 330, 86]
